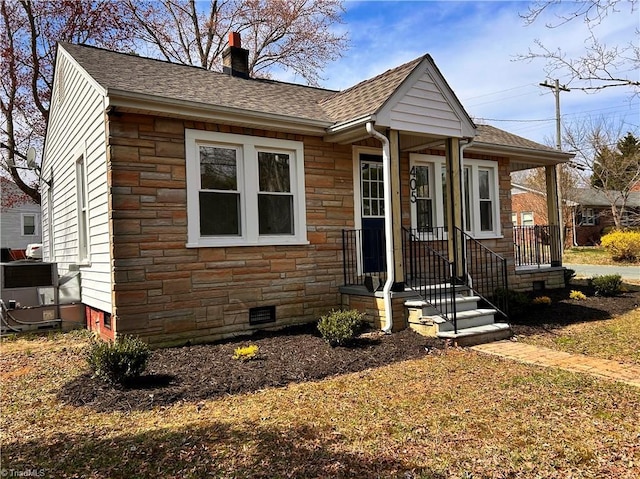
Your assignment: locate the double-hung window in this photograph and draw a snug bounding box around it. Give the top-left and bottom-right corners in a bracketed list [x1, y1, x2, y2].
[186, 130, 307, 247]
[581, 208, 596, 226]
[410, 154, 501, 238]
[76, 156, 90, 263]
[21, 214, 37, 236]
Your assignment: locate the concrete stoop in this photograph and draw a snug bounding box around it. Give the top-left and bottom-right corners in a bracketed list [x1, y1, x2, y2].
[405, 285, 511, 346]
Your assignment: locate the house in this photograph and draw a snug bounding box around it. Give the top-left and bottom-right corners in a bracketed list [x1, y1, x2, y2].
[512, 183, 640, 247]
[1, 177, 42, 260]
[569, 187, 640, 245]
[42, 36, 573, 346]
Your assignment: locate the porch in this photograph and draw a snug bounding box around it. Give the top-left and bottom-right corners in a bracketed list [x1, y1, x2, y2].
[340, 225, 513, 345]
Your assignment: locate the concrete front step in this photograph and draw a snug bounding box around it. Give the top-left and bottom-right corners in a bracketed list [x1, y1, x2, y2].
[437, 323, 512, 347]
[405, 295, 482, 315]
[409, 307, 497, 331]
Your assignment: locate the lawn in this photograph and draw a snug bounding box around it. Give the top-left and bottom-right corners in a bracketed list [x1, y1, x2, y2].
[563, 246, 640, 266]
[514, 281, 640, 365]
[2, 324, 639, 478]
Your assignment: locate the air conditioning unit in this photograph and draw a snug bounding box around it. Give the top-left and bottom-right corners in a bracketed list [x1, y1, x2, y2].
[1, 261, 58, 307]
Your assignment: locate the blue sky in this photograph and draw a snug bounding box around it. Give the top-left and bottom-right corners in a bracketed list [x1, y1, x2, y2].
[301, 1, 640, 146]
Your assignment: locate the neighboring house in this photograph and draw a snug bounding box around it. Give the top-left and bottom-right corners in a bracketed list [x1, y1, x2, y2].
[569, 187, 640, 245]
[1, 177, 42, 257]
[42, 38, 572, 345]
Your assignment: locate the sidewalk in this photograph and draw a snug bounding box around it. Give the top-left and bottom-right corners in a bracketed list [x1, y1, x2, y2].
[564, 263, 639, 281]
[472, 340, 640, 388]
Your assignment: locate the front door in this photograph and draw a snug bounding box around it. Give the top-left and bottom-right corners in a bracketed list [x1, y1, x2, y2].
[360, 154, 385, 273]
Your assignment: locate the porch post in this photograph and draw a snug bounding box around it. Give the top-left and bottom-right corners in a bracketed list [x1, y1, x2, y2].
[545, 165, 562, 267]
[389, 129, 405, 290]
[445, 138, 464, 279]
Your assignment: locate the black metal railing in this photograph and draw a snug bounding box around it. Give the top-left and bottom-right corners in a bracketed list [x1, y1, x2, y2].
[402, 227, 458, 332]
[342, 229, 387, 288]
[453, 227, 509, 318]
[513, 225, 561, 268]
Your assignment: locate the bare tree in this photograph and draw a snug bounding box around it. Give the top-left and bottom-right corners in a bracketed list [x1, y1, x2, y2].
[563, 117, 640, 227]
[124, 0, 348, 85]
[521, 162, 580, 234]
[519, 0, 639, 94]
[0, 0, 137, 203]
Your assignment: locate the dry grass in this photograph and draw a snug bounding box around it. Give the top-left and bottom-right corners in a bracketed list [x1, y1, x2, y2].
[563, 246, 640, 266]
[1, 333, 639, 478]
[519, 307, 640, 365]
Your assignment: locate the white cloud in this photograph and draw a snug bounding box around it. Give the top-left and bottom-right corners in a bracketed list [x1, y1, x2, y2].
[306, 1, 639, 144]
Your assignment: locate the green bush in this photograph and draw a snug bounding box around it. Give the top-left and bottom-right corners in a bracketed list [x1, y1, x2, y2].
[564, 268, 576, 286]
[600, 230, 640, 262]
[494, 288, 530, 316]
[591, 274, 623, 297]
[87, 335, 150, 385]
[317, 309, 365, 347]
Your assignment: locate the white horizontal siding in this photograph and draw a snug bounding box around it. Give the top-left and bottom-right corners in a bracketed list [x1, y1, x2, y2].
[42, 49, 112, 313]
[0, 207, 42, 250]
[377, 69, 472, 138]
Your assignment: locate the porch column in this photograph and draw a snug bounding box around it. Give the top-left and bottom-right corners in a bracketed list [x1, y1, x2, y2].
[389, 129, 405, 290]
[445, 138, 464, 278]
[545, 165, 562, 267]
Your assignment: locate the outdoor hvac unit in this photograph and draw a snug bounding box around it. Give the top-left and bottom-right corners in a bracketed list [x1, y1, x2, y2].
[0, 261, 58, 307]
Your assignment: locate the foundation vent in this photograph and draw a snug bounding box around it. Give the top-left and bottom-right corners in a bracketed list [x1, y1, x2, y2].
[249, 306, 276, 325]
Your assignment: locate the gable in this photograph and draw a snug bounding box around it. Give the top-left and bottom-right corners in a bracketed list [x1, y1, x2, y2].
[375, 56, 476, 138]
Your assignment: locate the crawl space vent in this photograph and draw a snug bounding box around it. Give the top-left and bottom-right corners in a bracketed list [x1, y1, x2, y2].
[249, 306, 276, 325]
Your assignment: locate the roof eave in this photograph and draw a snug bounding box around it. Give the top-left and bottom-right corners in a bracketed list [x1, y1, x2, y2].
[323, 114, 376, 143]
[106, 89, 333, 136]
[470, 141, 575, 163]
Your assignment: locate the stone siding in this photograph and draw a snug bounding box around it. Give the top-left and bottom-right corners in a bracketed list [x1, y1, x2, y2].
[107, 114, 354, 345]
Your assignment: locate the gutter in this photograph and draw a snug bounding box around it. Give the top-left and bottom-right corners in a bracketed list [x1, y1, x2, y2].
[365, 122, 394, 333]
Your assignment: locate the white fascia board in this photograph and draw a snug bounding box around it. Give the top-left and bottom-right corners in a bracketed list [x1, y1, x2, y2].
[106, 89, 332, 136]
[376, 55, 476, 138]
[323, 114, 375, 143]
[43, 45, 108, 173]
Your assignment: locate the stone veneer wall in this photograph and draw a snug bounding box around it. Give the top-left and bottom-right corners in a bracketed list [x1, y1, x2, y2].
[107, 113, 355, 346]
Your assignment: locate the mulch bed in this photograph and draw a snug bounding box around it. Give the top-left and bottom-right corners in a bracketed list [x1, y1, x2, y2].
[58, 281, 640, 413]
[510, 280, 640, 333]
[58, 325, 442, 412]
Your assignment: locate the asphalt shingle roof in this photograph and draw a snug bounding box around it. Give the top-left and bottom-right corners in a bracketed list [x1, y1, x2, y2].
[319, 56, 425, 123]
[60, 43, 571, 158]
[61, 43, 335, 123]
[568, 187, 640, 208]
[475, 124, 561, 154]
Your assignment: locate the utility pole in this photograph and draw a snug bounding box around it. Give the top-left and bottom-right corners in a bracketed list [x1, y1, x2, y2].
[540, 79, 570, 265]
[539, 79, 570, 150]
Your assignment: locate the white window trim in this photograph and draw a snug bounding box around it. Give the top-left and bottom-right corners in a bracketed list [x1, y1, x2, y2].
[47, 185, 54, 262]
[185, 129, 308, 247]
[21, 213, 38, 236]
[582, 207, 596, 226]
[409, 154, 502, 239]
[520, 211, 534, 226]
[75, 148, 91, 265]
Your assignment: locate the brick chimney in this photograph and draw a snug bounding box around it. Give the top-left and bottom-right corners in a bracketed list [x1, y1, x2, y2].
[222, 32, 250, 78]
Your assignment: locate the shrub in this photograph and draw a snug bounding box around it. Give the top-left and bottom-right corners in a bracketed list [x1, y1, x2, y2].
[591, 274, 623, 297]
[569, 290, 587, 300]
[317, 309, 365, 347]
[564, 268, 576, 286]
[600, 230, 640, 262]
[233, 344, 259, 361]
[86, 335, 150, 385]
[532, 296, 551, 306]
[494, 288, 530, 316]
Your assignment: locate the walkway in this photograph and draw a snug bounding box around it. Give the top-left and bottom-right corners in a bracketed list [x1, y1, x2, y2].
[564, 263, 639, 281]
[472, 340, 640, 388]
